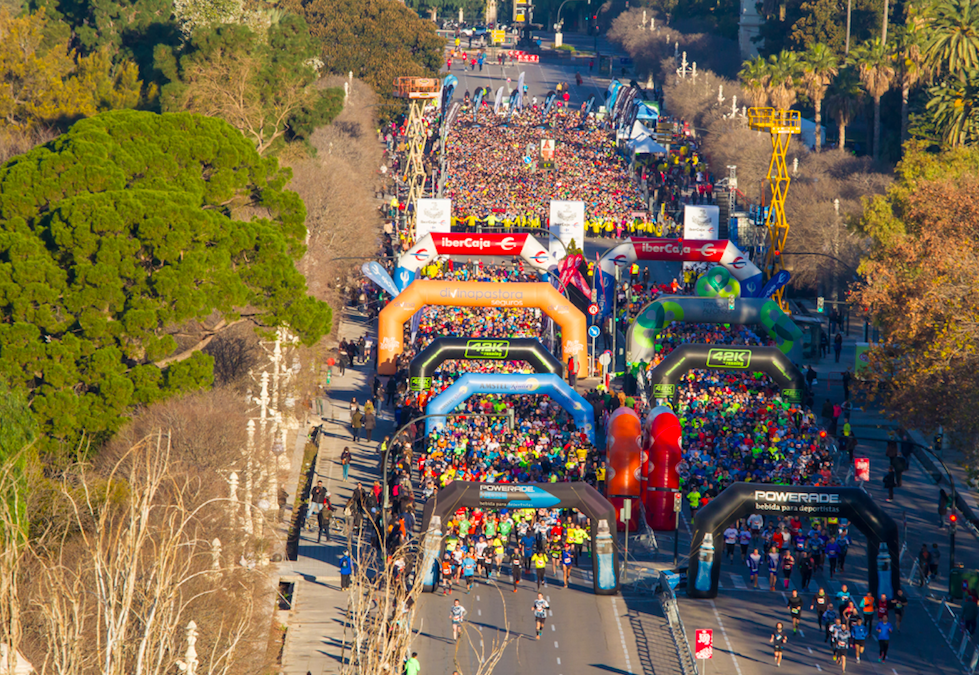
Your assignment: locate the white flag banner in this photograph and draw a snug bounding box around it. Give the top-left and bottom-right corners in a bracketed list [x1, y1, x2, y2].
[682, 205, 720, 272]
[548, 200, 585, 259]
[416, 198, 452, 239]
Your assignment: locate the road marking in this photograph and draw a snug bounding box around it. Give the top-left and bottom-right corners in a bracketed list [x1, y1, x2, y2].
[555, 641, 560, 648]
[799, 629, 805, 638]
[552, 624, 556, 631]
[709, 600, 743, 675]
[557, 658, 562, 665]
[611, 596, 636, 675]
[781, 591, 788, 603]
[476, 595, 480, 601]
[478, 609, 482, 616]
[892, 669, 899, 675]
[816, 664, 822, 671]
[807, 647, 813, 654]
[730, 573, 748, 590]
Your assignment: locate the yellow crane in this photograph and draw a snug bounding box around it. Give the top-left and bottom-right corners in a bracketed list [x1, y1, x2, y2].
[747, 107, 801, 311]
[394, 77, 441, 240]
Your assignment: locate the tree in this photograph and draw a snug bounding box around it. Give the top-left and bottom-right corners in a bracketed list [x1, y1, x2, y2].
[853, 144, 979, 467]
[158, 14, 343, 155]
[800, 43, 839, 151]
[826, 65, 863, 147]
[788, 0, 848, 53]
[924, 72, 979, 147]
[739, 55, 771, 106]
[852, 38, 895, 161]
[0, 9, 143, 131]
[756, 0, 883, 57]
[921, 0, 979, 81]
[0, 110, 331, 452]
[283, 0, 443, 116]
[891, 16, 926, 143]
[766, 50, 802, 110]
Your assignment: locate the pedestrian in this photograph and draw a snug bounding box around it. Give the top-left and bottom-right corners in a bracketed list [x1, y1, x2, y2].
[723, 524, 739, 562]
[875, 616, 893, 661]
[339, 550, 353, 590]
[364, 409, 376, 442]
[567, 354, 578, 388]
[918, 544, 932, 585]
[832, 618, 850, 671]
[842, 367, 851, 400]
[533, 592, 550, 639]
[883, 466, 896, 501]
[561, 544, 574, 587]
[747, 548, 762, 588]
[811, 588, 829, 629]
[405, 652, 420, 675]
[930, 543, 941, 581]
[787, 589, 803, 633]
[450, 598, 467, 640]
[890, 587, 908, 630]
[782, 550, 795, 590]
[277, 484, 288, 522]
[834, 333, 843, 362]
[341, 446, 352, 481]
[510, 547, 523, 592]
[850, 617, 868, 663]
[317, 492, 333, 543]
[820, 331, 829, 358]
[770, 621, 787, 667]
[799, 553, 814, 590]
[822, 607, 838, 643]
[351, 407, 363, 441]
[532, 549, 548, 589]
[859, 592, 875, 632]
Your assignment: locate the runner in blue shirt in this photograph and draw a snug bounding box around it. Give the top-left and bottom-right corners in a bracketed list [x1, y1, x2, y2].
[825, 537, 841, 578]
[850, 618, 868, 663]
[835, 584, 852, 612]
[747, 548, 762, 588]
[463, 553, 477, 592]
[876, 618, 893, 662]
[561, 544, 574, 588]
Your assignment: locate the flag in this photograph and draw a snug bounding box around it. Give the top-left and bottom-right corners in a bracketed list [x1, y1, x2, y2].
[493, 86, 504, 113]
[516, 71, 526, 109]
[362, 261, 400, 297]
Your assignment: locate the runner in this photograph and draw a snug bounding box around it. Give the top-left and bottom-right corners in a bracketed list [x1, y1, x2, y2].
[441, 554, 454, 596]
[850, 617, 868, 663]
[876, 616, 894, 662]
[723, 524, 739, 562]
[532, 550, 548, 590]
[811, 588, 830, 630]
[781, 550, 796, 590]
[787, 589, 804, 633]
[822, 606, 838, 643]
[747, 548, 762, 588]
[891, 588, 908, 630]
[462, 550, 477, 592]
[832, 618, 850, 671]
[450, 598, 467, 641]
[510, 547, 523, 592]
[561, 544, 574, 588]
[770, 621, 788, 667]
[768, 547, 780, 592]
[533, 593, 550, 640]
[739, 523, 752, 561]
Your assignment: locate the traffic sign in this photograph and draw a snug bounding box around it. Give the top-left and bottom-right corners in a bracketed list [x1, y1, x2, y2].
[587, 303, 599, 316]
[598, 351, 611, 366]
[694, 630, 713, 660]
[588, 325, 601, 339]
[674, 492, 682, 512]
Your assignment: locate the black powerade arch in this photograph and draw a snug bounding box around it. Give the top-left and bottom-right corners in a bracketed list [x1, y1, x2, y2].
[687, 483, 901, 599]
[419, 481, 620, 595]
[408, 337, 565, 391]
[647, 344, 807, 405]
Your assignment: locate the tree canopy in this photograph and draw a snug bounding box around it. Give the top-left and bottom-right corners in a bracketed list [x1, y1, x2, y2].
[284, 0, 443, 114]
[0, 110, 331, 451]
[853, 144, 979, 457]
[157, 14, 344, 154]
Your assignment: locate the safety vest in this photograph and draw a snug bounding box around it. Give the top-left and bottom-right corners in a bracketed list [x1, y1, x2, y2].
[603, 220, 614, 233]
[486, 214, 498, 227]
[630, 263, 639, 275]
[587, 262, 595, 276]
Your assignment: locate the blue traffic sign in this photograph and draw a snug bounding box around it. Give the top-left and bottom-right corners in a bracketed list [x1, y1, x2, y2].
[588, 325, 601, 339]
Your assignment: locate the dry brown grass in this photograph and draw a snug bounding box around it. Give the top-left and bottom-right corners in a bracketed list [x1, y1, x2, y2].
[0, 127, 57, 165]
[286, 76, 388, 336]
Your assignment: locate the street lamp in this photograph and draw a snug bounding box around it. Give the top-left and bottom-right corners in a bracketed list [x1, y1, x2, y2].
[554, 0, 589, 32]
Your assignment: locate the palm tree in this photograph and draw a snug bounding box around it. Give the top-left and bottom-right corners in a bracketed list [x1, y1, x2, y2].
[800, 43, 839, 152]
[891, 16, 927, 143]
[767, 50, 803, 110]
[826, 67, 863, 149]
[922, 0, 979, 82]
[925, 71, 979, 147]
[852, 39, 896, 161]
[739, 56, 771, 107]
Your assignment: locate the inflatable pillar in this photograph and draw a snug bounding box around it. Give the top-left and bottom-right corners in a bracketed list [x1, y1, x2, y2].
[606, 406, 642, 532]
[643, 406, 682, 530]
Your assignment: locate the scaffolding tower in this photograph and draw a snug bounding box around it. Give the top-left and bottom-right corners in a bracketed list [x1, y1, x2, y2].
[748, 107, 801, 311]
[394, 77, 441, 241]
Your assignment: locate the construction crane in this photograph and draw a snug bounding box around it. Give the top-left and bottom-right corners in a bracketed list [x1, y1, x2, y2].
[747, 107, 801, 311]
[393, 77, 441, 240]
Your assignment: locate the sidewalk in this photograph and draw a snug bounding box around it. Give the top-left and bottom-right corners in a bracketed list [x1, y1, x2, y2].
[277, 309, 397, 675]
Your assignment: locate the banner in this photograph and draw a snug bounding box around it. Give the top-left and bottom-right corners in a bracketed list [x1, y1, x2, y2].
[361, 262, 400, 298]
[493, 86, 505, 113]
[683, 205, 720, 240]
[548, 200, 585, 259]
[855, 458, 870, 482]
[557, 254, 589, 295]
[516, 71, 526, 109]
[542, 91, 556, 121]
[415, 198, 452, 239]
[762, 270, 792, 298]
[473, 88, 484, 121]
[580, 95, 595, 127]
[540, 138, 555, 169]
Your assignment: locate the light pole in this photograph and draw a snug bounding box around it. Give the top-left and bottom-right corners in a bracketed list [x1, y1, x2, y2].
[554, 0, 589, 33]
[379, 411, 512, 567]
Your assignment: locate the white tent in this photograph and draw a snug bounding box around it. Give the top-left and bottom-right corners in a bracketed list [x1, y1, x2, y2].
[630, 136, 667, 155]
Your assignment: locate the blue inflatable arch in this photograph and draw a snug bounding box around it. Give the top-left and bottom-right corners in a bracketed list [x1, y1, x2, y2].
[425, 373, 596, 444]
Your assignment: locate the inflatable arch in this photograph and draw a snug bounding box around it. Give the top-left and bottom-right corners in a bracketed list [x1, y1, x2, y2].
[647, 344, 807, 405]
[642, 406, 682, 531]
[688, 483, 900, 599]
[421, 480, 620, 594]
[377, 281, 587, 376]
[408, 337, 564, 391]
[394, 232, 560, 290]
[605, 406, 642, 532]
[626, 296, 804, 361]
[424, 372, 595, 444]
[596, 238, 764, 317]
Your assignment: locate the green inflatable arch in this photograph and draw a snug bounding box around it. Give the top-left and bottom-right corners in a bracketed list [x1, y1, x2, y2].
[626, 296, 803, 363]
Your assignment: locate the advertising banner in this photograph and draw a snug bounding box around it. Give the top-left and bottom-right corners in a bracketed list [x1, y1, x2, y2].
[415, 198, 452, 240]
[408, 336, 564, 390]
[682, 205, 720, 272]
[361, 261, 400, 298]
[548, 200, 585, 258]
[540, 138, 556, 169]
[855, 458, 870, 482]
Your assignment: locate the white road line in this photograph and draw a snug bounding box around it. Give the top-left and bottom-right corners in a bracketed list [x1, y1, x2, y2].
[781, 591, 788, 603]
[476, 595, 480, 601]
[611, 596, 636, 675]
[557, 657, 562, 665]
[478, 609, 482, 616]
[816, 664, 823, 671]
[552, 624, 556, 631]
[808, 647, 813, 654]
[555, 641, 560, 648]
[709, 600, 744, 675]
[892, 669, 899, 675]
[730, 573, 748, 590]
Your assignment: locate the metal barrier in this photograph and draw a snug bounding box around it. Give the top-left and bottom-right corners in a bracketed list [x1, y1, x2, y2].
[930, 598, 979, 672]
[658, 571, 697, 675]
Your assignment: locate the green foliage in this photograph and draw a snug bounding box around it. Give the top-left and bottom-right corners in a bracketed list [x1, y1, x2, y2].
[923, 73, 979, 147]
[285, 0, 443, 117]
[0, 9, 145, 132]
[922, 0, 979, 81]
[0, 110, 331, 452]
[158, 14, 344, 154]
[755, 0, 883, 57]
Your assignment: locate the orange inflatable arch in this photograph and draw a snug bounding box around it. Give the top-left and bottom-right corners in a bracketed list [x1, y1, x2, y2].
[378, 281, 588, 377]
